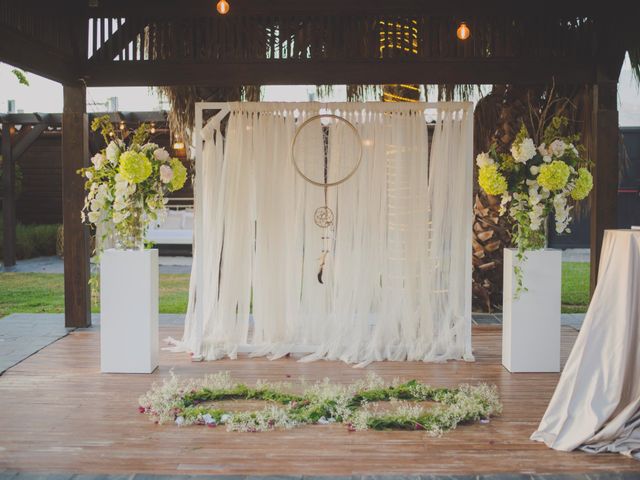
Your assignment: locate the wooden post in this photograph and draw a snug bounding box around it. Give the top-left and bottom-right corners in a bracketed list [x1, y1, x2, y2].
[590, 80, 619, 295]
[1, 122, 16, 268]
[62, 83, 91, 328]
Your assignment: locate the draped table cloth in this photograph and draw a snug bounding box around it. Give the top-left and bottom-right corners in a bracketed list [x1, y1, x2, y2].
[531, 229, 640, 459]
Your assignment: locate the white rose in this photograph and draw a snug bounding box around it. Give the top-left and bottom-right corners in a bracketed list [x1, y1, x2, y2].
[85, 171, 93, 179]
[511, 138, 536, 164]
[87, 211, 101, 224]
[543, 155, 552, 163]
[91, 153, 106, 170]
[106, 141, 121, 165]
[549, 139, 566, 157]
[538, 143, 549, 156]
[154, 148, 171, 161]
[530, 165, 540, 175]
[90, 199, 102, 212]
[475, 152, 494, 168]
[159, 164, 174, 183]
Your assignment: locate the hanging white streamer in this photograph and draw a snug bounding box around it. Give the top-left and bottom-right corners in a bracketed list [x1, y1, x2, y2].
[172, 101, 474, 365]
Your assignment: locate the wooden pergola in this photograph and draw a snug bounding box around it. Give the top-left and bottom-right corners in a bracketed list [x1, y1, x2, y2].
[0, 0, 635, 328]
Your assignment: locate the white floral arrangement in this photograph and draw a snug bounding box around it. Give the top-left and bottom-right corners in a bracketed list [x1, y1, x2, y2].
[79, 115, 187, 251]
[477, 116, 593, 293]
[138, 371, 502, 435]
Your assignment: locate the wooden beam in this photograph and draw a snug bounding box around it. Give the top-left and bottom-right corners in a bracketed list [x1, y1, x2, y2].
[83, 58, 597, 87]
[62, 84, 91, 328]
[0, 25, 79, 85]
[79, 0, 614, 17]
[1, 123, 17, 269]
[12, 124, 48, 160]
[589, 80, 619, 295]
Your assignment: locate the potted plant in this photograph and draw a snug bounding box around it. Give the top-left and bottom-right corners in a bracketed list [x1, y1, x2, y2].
[79, 116, 187, 373]
[477, 116, 593, 372]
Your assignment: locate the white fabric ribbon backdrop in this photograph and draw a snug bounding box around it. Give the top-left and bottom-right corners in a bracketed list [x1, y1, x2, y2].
[172, 101, 473, 366]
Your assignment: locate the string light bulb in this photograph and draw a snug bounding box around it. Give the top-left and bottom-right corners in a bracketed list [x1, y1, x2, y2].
[216, 0, 229, 14]
[457, 22, 470, 40]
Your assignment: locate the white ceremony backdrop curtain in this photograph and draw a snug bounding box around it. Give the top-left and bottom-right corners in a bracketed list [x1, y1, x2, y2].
[173, 101, 473, 365]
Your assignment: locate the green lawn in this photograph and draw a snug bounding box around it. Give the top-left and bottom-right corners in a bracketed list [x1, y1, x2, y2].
[561, 262, 590, 314]
[0, 273, 190, 318]
[0, 262, 591, 318]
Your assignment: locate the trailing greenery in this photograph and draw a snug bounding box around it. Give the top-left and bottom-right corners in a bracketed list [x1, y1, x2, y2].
[139, 372, 502, 434]
[0, 216, 59, 261]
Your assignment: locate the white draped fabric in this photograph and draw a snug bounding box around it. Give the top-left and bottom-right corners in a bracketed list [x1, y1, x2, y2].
[173, 102, 473, 365]
[531, 229, 640, 459]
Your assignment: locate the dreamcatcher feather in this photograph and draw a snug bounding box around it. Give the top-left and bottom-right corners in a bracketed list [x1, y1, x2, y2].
[291, 114, 363, 284]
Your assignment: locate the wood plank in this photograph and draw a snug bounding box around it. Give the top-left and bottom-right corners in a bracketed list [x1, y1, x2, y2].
[62, 84, 91, 328]
[80, 0, 610, 17]
[83, 57, 597, 87]
[1, 122, 16, 267]
[0, 325, 637, 475]
[589, 80, 619, 295]
[0, 23, 78, 84]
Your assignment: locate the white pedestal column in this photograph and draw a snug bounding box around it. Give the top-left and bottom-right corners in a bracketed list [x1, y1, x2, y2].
[502, 248, 561, 373]
[100, 249, 159, 373]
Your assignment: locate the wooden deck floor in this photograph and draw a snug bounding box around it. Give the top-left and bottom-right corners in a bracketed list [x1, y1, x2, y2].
[0, 325, 638, 476]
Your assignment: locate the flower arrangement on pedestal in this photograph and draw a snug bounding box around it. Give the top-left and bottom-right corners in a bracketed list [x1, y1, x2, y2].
[476, 116, 593, 293]
[78, 116, 188, 251]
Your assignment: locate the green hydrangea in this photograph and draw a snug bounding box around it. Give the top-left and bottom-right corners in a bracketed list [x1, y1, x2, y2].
[478, 164, 508, 196]
[571, 167, 593, 200]
[119, 151, 152, 184]
[537, 160, 570, 191]
[169, 158, 187, 192]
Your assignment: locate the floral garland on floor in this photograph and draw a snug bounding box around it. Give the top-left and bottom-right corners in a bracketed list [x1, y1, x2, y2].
[139, 372, 501, 434]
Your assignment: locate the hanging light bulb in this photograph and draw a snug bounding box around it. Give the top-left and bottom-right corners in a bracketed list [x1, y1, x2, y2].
[216, 0, 229, 14]
[150, 122, 156, 134]
[457, 22, 471, 41]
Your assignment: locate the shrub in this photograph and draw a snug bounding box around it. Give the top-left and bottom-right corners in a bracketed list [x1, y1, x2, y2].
[0, 214, 60, 261]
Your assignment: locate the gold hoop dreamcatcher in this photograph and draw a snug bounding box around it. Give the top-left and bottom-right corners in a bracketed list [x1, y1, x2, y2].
[291, 113, 363, 284]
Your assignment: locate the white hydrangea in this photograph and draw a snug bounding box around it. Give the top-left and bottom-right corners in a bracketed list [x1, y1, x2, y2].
[475, 152, 494, 168]
[511, 137, 536, 164]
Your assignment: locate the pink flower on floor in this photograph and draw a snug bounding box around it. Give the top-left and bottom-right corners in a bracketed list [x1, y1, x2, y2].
[138, 406, 146, 414]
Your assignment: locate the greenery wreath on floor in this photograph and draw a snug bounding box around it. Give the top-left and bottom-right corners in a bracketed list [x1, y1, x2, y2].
[139, 372, 502, 434]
